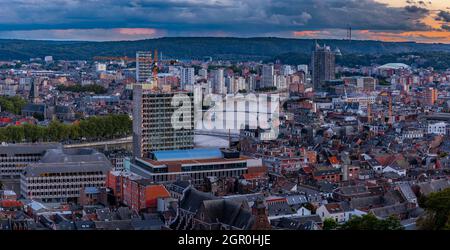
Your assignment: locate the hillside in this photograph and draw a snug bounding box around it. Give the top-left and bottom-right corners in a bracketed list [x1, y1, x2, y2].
[1, 37, 450, 62]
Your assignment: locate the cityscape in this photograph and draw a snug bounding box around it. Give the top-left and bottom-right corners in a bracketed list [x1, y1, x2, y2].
[0, 0, 450, 234]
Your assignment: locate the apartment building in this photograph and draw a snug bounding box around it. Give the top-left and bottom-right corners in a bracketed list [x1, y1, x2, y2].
[20, 148, 112, 203]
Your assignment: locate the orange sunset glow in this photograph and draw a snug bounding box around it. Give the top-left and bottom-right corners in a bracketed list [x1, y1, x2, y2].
[294, 0, 450, 43]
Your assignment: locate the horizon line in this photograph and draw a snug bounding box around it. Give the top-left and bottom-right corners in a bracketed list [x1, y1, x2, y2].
[1, 36, 448, 45]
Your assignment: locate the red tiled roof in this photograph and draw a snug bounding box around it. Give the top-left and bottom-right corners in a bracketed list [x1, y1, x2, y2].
[242, 172, 266, 180]
[375, 155, 395, 166]
[0, 117, 12, 123]
[145, 185, 170, 199]
[0, 200, 23, 208]
[329, 156, 340, 165]
[302, 165, 313, 174]
[325, 203, 343, 214]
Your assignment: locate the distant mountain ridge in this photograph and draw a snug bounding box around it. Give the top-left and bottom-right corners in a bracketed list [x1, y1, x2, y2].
[0, 37, 450, 61]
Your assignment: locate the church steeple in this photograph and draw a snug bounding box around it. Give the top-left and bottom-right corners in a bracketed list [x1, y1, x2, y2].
[29, 78, 39, 103]
[251, 198, 271, 230]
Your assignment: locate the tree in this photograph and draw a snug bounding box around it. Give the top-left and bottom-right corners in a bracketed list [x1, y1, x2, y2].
[417, 188, 450, 230]
[322, 218, 338, 230]
[341, 214, 403, 230]
[0, 96, 27, 115]
[0, 114, 132, 143]
[6, 126, 25, 142]
[323, 214, 404, 230]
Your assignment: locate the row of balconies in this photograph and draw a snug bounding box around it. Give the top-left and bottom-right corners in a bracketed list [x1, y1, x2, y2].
[25, 177, 105, 184]
[25, 183, 104, 191]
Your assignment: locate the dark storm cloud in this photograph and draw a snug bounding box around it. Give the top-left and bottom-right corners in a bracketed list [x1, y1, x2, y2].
[0, 0, 434, 36]
[404, 5, 429, 14]
[269, 0, 431, 31]
[436, 11, 450, 23]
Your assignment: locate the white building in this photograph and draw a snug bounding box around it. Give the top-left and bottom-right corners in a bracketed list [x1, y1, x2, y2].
[225, 76, 235, 94]
[44, 56, 53, 63]
[275, 75, 287, 89]
[297, 65, 308, 74]
[136, 51, 153, 83]
[236, 77, 246, 92]
[247, 75, 257, 91]
[180, 67, 195, 90]
[316, 203, 366, 223]
[402, 128, 424, 139]
[96, 63, 107, 72]
[198, 68, 208, 78]
[382, 165, 406, 177]
[428, 122, 447, 135]
[282, 65, 293, 76]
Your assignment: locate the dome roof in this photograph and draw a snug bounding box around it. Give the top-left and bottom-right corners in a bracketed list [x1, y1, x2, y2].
[377, 63, 411, 70]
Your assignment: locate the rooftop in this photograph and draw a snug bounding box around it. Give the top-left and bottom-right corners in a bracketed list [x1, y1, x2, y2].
[377, 63, 411, 70]
[23, 148, 113, 176]
[151, 148, 223, 161]
[0, 143, 62, 157]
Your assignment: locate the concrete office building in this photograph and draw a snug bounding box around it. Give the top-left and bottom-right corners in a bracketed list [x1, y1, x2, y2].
[198, 68, 208, 79]
[312, 44, 336, 91]
[136, 51, 153, 83]
[132, 84, 194, 158]
[225, 76, 235, 94]
[20, 148, 112, 203]
[129, 148, 266, 185]
[180, 67, 195, 90]
[212, 69, 225, 94]
[261, 64, 274, 89]
[0, 143, 61, 192]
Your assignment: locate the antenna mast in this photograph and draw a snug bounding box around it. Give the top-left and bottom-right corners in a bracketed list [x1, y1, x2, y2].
[347, 26, 352, 42]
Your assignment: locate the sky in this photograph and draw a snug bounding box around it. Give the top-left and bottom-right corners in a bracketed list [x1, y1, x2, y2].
[0, 0, 449, 43]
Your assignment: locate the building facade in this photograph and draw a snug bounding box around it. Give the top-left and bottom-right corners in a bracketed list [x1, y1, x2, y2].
[261, 64, 274, 89]
[312, 44, 336, 91]
[132, 85, 194, 158]
[20, 148, 112, 203]
[180, 67, 195, 90]
[0, 144, 61, 180]
[136, 51, 153, 83]
[212, 69, 225, 94]
[129, 148, 265, 185]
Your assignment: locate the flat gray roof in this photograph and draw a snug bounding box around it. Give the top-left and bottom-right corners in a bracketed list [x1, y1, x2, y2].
[0, 143, 62, 157]
[23, 148, 113, 177]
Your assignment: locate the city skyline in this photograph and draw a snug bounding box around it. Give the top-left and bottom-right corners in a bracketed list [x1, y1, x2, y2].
[0, 0, 448, 43]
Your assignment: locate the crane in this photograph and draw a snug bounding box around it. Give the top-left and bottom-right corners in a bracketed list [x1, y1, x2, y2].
[93, 52, 177, 65]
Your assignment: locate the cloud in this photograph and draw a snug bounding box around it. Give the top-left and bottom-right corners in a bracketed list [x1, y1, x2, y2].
[406, 0, 428, 7]
[404, 5, 429, 14]
[0, 0, 441, 40]
[0, 28, 165, 41]
[293, 28, 450, 43]
[436, 11, 450, 23]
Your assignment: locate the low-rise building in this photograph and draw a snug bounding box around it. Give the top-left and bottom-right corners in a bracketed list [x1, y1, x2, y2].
[129, 148, 266, 186]
[20, 148, 112, 203]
